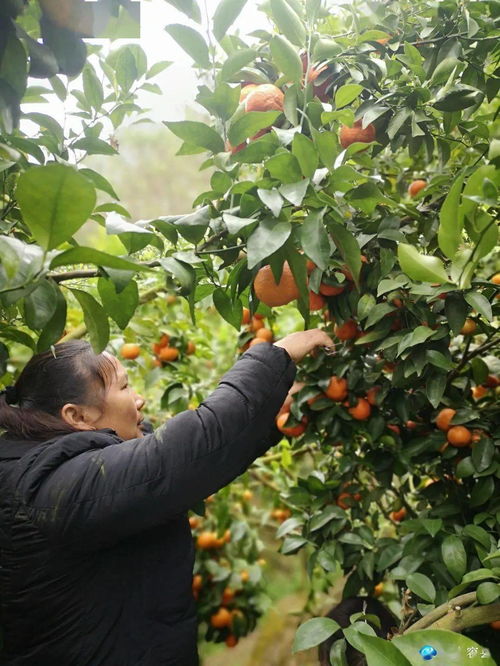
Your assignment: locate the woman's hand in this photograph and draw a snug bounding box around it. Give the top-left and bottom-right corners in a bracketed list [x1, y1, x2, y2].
[273, 329, 334, 364]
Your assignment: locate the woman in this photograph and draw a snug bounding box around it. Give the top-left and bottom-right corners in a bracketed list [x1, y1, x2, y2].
[0, 328, 332, 666]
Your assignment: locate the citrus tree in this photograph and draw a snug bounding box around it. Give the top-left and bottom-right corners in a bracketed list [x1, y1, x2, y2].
[2, 0, 500, 663]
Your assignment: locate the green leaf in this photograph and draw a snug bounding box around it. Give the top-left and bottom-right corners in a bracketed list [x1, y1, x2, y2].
[387, 108, 411, 140]
[79, 168, 119, 200]
[394, 630, 496, 666]
[159, 257, 195, 296]
[71, 137, 118, 156]
[429, 57, 460, 86]
[328, 222, 362, 289]
[24, 280, 58, 330]
[292, 133, 319, 178]
[476, 582, 500, 605]
[464, 291, 492, 321]
[164, 24, 210, 68]
[213, 0, 248, 42]
[438, 171, 465, 259]
[97, 278, 138, 330]
[425, 372, 447, 409]
[37, 287, 67, 352]
[426, 350, 454, 371]
[40, 15, 87, 77]
[345, 631, 411, 666]
[270, 0, 306, 45]
[444, 292, 468, 335]
[398, 244, 449, 284]
[220, 49, 257, 81]
[164, 0, 201, 22]
[292, 618, 340, 653]
[270, 35, 303, 83]
[212, 288, 242, 330]
[16, 164, 96, 251]
[247, 218, 292, 269]
[358, 293, 377, 320]
[335, 84, 363, 109]
[433, 86, 482, 112]
[300, 210, 330, 270]
[257, 188, 283, 217]
[82, 64, 104, 111]
[196, 84, 240, 121]
[228, 111, 281, 146]
[406, 572, 436, 602]
[164, 120, 224, 154]
[146, 60, 172, 79]
[472, 438, 495, 473]
[279, 179, 309, 206]
[50, 248, 149, 272]
[223, 213, 256, 234]
[265, 152, 302, 184]
[70, 289, 109, 353]
[441, 535, 467, 583]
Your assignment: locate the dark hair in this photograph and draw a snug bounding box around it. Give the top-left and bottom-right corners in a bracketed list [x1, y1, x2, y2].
[0, 341, 117, 441]
[318, 597, 396, 666]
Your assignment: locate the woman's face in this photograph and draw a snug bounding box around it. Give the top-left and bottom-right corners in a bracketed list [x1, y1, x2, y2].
[90, 356, 146, 440]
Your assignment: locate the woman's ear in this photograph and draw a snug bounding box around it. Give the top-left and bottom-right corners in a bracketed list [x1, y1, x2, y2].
[60, 403, 97, 431]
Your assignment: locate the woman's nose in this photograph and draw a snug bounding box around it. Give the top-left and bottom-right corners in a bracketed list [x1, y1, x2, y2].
[135, 394, 145, 411]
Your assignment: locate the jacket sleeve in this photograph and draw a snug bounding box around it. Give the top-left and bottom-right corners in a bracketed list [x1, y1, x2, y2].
[15, 343, 296, 547]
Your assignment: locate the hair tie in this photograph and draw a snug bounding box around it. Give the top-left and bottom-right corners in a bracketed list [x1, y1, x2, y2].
[2, 386, 19, 406]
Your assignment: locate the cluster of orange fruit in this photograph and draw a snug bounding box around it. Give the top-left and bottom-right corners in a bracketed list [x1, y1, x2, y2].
[239, 308, 274, 352]
[270, 507, 292, 523]
[435, 407, 484, 450]
[119, 334, 196, 364]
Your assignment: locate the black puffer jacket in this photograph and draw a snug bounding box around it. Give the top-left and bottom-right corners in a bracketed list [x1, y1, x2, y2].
[0, 344, 296, 665]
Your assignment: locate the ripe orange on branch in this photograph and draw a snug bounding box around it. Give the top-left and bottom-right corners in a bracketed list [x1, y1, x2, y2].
[339, 119, 376, 149]
[319, 283, 344, 296]
[309, 291, 326, 311]
[325, 376, 348, 401]
[447, 425, 472, 447]
[276, 412, 307, 437]
[245, 84, 284, 112]
[120, 343, 140, 360]
[348, 398, 371, 421]
[210, 607, 232, 629]
[253, 262, 299, 307]
[460, 319, 477, 336]
[408, 180, 427, 197]
[158, 346, 179, 362]
[436, 408, 456, 431]
[334, 319, 359, 340]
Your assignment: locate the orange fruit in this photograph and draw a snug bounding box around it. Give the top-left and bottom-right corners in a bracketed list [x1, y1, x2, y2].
[241, 307, 251, 325]
[460, 319, 476, 335]
[250, 316, 265, 331]
[186, 341, 196, 355]
[387, 424, 401, 435]
[255, 327, 273, 342]
[447, 425, 472, 447]
[240, 570, 250, 583]
[239, 83, 257, 102]
[222, 587, 235, 605]
[390, 507, 407, 522]
[309, 291, 326, 311]
[319, 283, 344, 296]
[436, 408, 456, 432]
[490, 273, 500, 285]
[334, 320, 359, 340]
[158, 346, 179, 362]
[376, 37, 389, 45]
[471, 385, 488, 400]
[325, 376, 348, 401]
[276, 412, 307, 437]
[245, 83, 284, 112]
[120, 343, 140, 360]
[189, 516, 200, 529]
[348, 397, 371, 421]
[485, 375, 499, 388]
[253, 262, 299, 307]
[225, 635, 238, 648]
[210, 607, 233, 629]
[242, 489, 253, 501]
[406, 420, 418, 429]
[490, 620, 500, 630]
[223, 529, 231, 543]
[165, 294, 177, 305]
[257, 558, 266, 566]
[366, 386, 380, 406]
[339, 119, 376, 149]
[374, 582, 384, 597]
[192, 574, 203, 591]
[336, 492, 353, 510]
[408, 180, 427, 197]
[197, 531, 218, 550]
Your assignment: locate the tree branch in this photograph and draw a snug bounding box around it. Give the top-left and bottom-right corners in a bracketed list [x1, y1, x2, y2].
[404, 592, 500, 633]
